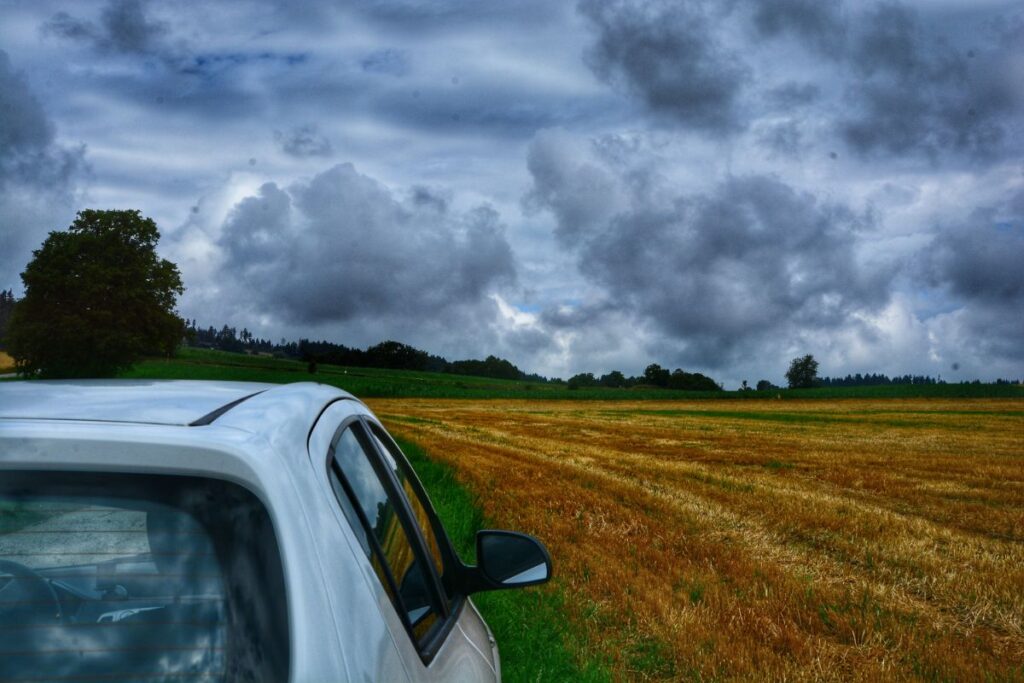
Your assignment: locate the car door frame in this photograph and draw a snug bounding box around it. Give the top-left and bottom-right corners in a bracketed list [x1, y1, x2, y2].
[312, 407, 469, 665]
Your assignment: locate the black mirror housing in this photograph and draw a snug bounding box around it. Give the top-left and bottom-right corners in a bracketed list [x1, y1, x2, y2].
[460, 530, 552, 594]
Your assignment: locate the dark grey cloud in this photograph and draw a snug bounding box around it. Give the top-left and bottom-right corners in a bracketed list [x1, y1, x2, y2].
[576, 0, 1020, 162]
[748, 0, 1022, 161]
[764, 81, 821, 109]
[748, 0, 845, 55]
[216, 163, 515, 326]
[360, 48, 410, 77]
[43, 0, 169, 58]
[0, 50, 84, 291]
[756, 119, 807, 158]
[3, 0, 1018, 379]
[840, 2, 1019, 160]
[360, 82, 607, 138]
[579, 0, 750, 133]
[273, 124, 333, 158]
[925, 190, 1024, 360]
[527, 130, 892, 367]
[0, 57, 54, 167]
[41, 0, 312, 120]
[351, 0, 564, 31]
[409, 186, 449, 212]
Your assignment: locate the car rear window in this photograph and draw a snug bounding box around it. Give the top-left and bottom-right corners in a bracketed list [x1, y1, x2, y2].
[0, 471, 289, 683]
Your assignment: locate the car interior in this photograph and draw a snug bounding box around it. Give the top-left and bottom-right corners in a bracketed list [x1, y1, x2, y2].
[0, 472, 288, 683]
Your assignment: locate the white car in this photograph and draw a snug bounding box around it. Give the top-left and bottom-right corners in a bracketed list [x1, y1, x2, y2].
[0, 380, 551, 682]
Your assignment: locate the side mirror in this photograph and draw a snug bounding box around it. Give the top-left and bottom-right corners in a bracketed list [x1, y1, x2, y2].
[476, 530, 552, 589]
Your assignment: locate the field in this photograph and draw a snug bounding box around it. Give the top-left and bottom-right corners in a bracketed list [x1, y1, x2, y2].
[370, 398, 1024, 681]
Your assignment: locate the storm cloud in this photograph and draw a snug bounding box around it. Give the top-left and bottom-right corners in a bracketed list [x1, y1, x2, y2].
[43, 0, 170, 59]
[838, 2, 1020, 160]
[0, 50, 84, 291]
[527, 130, 893, 366]
[925, 190, 1024, 361]
[576, 0, 1022, 161]
[0, 0, 1019, 381]
[748, 0, 845, 53]
[273, 125, 333, 158]
[579, 0, 750, 133]
[214, 163, 515, 330]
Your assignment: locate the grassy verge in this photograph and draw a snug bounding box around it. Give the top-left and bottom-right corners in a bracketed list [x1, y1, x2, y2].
[396, 436, 611, 683]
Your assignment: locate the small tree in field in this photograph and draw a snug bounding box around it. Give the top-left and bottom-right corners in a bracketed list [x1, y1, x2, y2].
[7, 209, 184, 378]
[786, 354, 819, 389]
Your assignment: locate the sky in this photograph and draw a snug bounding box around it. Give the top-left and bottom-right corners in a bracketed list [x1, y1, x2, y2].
[0, 0, 1021, 385]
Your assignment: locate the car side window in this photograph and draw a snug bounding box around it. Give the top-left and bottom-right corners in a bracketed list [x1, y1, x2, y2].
[327, 422, 444, 647]
[367, 424, 453, 605]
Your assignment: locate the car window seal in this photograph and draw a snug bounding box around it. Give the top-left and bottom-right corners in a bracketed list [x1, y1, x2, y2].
[355, 418, 450, 620]
[364, 420, 463, 591]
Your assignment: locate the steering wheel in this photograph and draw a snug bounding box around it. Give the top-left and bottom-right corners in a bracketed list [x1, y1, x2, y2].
[0, 559, 65, 624]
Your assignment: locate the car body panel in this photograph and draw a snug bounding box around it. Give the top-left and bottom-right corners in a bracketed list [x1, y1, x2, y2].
[0, 379, 273, 425]
[307, 400, 497, 682]
[0, 420, 348, 680]
[0, 380, 505, 681]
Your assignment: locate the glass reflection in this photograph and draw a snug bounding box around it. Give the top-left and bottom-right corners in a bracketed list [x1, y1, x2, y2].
[0, 472, 288, 683]
[332, 426, 439, 640]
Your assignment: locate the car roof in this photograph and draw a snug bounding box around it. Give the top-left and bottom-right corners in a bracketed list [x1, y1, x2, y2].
[0, 379, 352, 428]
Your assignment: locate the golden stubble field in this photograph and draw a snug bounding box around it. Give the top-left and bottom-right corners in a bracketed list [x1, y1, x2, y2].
[368, 398, 1024, 682]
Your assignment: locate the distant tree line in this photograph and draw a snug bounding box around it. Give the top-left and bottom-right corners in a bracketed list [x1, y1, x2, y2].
[186, 321, 295, 356]
[817, 373, 945, 387]
[822, 375, 1020, 386]
[567, 363, 721, 391]
[783, 354, 1020, 388]
[182, 327, 1023, 391]
[184, 320, 551, 383]
[184, 321, 728, 389]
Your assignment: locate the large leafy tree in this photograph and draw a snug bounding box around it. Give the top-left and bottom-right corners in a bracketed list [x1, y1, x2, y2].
[786, 354, 819, 389]
[7, 209, 184, 378]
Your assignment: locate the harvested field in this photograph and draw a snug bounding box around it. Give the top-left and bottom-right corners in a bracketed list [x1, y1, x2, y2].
[369, 398, 1024, 681]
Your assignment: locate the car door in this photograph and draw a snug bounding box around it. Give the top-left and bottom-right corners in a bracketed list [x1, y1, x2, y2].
[308, 400, 497, 682]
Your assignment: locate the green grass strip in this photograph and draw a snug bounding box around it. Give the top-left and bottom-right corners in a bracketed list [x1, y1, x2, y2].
[395, 436, 611, 683]
[112, 348, 1024, 400]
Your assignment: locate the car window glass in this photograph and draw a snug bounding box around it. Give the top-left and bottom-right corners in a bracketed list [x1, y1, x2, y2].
[369, 428, 445, 583]
[0, 472, 288, 683]
[331, 425, 440, 643]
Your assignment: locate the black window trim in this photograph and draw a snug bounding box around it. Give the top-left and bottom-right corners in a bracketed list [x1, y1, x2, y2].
[360, 418, 470, 660]
[321, 415, 464, 664]
[362, 419, 463, 596]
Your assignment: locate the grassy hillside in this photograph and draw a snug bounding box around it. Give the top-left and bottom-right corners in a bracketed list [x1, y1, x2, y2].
[116, 348, 1024, 399]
